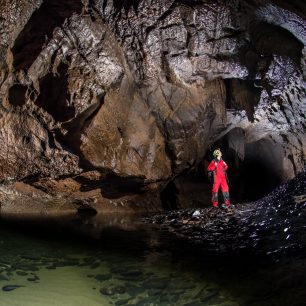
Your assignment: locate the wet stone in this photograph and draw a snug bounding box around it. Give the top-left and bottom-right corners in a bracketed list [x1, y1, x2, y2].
[176, 282, 195, 290]
[15, 264, 39, 272]
[120, 270, 143, 277]
[143, 279, 168, 290]
[78, 262, 90, 267]
[100, 287, 115, 296]
[115, 298, 131, 305]
[53, 261, 73, 268]
[199, 288, 219, 302]
[159, 294, 172, 303]
[118, 270, 144, 281]
[20, 255, 40, 261]
[110, 267, 129, 274]
[126, 284, 146, 296]
[16, 271, 28, 276]
[134, 299, 159, 306]
[0, 275, 9, 281]
[27, 277, 37, 282]
[90, 262, 100, 269]
[183, 302, 206, 306]
[147, 288, 163, 296]
[95, 274, 112, 281]
[168, 294, 180, 303]
[100, 286, 126, 296]
[2, 285, 24, 291]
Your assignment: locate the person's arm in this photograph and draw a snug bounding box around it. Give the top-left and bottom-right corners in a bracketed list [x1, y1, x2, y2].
[222, 160, 228, 171]
[207, 160, 217, 171]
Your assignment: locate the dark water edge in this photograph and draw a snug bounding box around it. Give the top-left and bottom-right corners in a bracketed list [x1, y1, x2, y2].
[0, 211, 306, 306]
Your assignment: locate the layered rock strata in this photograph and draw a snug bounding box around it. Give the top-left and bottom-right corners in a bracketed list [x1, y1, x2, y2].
[0, 0, 305, 212]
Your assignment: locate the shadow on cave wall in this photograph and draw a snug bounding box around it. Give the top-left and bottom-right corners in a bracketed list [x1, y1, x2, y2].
[12, 0, 82, 71]
[35, 62, 75, 122]
[8, 84, 27, 106]
[74, 173, 147, 199]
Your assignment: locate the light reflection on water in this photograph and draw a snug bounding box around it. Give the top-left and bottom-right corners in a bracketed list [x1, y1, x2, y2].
[0, 213, 305, 306]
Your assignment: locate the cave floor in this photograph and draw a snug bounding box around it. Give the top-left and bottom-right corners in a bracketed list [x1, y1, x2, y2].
[0, 171, 305, 306]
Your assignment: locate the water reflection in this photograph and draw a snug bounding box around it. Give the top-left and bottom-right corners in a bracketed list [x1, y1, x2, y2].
[0, 207, 306, 306]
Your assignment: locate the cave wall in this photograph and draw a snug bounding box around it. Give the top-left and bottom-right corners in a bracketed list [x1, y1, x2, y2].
[0, 0, 305, 209]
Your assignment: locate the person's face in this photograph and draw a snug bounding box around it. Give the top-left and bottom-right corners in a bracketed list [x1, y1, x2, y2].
[216, 151, 222, 159]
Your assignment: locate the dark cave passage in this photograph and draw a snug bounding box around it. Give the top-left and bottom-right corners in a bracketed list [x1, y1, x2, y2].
[160, 133, 286, 209]
[12, 0, 83, 71]
[203, 134, 284, 203]
[237, 141, 284, 202]
[35, 62, 75, 122]
[8, 84, 27, 106]
[250, 22, 304, 63]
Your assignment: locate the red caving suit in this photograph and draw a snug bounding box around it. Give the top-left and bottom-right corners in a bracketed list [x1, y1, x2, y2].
[207, 159, 230, 207]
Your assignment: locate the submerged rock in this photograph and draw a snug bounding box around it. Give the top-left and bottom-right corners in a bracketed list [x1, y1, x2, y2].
[94, 274, 112, 281]
[100, 286, 126, 296]
[2, 285, 24, 291]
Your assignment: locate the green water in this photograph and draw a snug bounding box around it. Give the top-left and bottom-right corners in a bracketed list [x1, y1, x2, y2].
[0, 214, 305, 306]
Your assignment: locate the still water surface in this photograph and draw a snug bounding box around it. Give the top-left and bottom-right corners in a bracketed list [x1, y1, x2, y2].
[0, 213, 305, 306]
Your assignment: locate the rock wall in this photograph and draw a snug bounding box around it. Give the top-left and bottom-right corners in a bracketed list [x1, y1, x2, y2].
[0, 0, 305, 210]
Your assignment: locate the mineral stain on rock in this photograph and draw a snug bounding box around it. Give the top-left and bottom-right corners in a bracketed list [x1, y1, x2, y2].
[0, 1, 305, 305]
[0, 0, 304, 214]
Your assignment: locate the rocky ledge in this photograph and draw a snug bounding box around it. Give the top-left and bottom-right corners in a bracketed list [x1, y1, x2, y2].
[0, 0, 305, 212]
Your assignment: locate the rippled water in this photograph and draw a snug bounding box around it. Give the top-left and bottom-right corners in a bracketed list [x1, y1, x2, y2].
[0, 211, 306, 306]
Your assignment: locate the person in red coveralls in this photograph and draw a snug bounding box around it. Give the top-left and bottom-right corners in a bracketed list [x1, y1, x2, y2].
[207, 149, 231, 208]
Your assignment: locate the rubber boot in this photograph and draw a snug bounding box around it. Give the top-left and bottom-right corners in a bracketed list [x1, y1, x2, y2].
[222, 192, 231, 206]
[212, 192, 218, 207]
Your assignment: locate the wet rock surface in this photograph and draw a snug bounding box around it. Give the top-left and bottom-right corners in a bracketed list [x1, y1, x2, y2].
[143, 170, 306, 258]
[0, 0, 305, 211]
[1, 188, 306, 306]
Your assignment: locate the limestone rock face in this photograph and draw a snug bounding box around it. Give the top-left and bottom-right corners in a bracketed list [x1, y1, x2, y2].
[0, 0, 305, 209]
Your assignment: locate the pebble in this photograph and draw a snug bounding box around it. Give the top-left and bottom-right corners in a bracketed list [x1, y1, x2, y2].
[16, 271, 28, 276]
[126, 284, 146, 296]
[115, 298, 131, 305]
[100, 286, 126, 296]
[143, 278, 168, 290]
[94, 274, 112, 281]
[2, 285, 24, 291]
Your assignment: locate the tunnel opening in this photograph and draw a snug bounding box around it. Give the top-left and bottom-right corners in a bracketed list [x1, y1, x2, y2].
[206, 134, 284, 203]
[8, 84, 27, 106]
[11, 0, 83, 71]
[237, 140, 284, 202]
[175, 131, 286, 207]
[35, 63, 75, 122]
